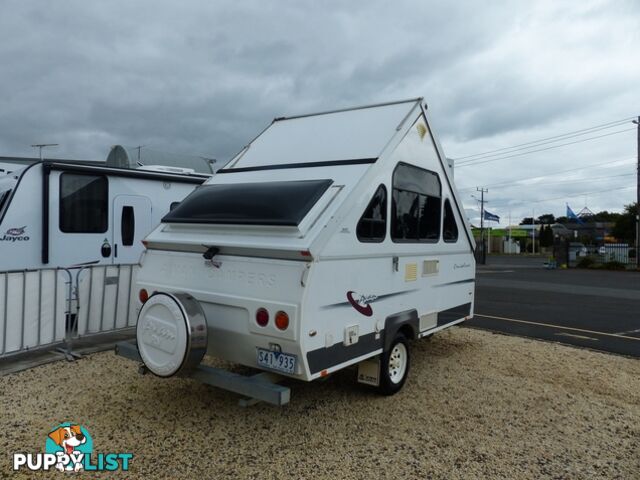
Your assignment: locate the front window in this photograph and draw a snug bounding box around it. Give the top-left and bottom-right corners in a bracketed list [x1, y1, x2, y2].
[391, 163, 441, 242]
[163, 179, 333, 226]
[59, 173, 108, 233]
[442, 199, 459, 243]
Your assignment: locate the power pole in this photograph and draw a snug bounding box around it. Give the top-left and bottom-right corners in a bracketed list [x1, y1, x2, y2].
[477, 187, 488, 264]
[532, 207, 536, 255]
[508, 210, 512, 254]
[634, 116, 640, 269]
[31, 143, 58, 161]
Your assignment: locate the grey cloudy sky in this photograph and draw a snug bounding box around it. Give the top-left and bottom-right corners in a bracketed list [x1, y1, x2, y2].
[1, 0, 638, 224]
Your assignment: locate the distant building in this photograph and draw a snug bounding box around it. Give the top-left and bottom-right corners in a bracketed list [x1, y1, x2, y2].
[552, 221, 614, 243]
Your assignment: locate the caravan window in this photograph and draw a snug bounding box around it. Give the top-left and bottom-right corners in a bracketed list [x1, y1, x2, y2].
[59, 173, 108, 233]
[442, 199, 459, 242]
[391, 163, 441, 242]
[0, 189, 11, 216]
[357, 185, 387, 242]
[163, 179, 333, 226]
[121, 206, 135, 246]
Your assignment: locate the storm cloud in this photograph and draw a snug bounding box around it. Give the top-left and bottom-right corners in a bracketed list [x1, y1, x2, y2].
[1, 0, 638, 222]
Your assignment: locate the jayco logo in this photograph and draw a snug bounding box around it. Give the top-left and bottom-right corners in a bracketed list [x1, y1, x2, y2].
[0, 225, 29, 242]
[12, 422, 133, 472]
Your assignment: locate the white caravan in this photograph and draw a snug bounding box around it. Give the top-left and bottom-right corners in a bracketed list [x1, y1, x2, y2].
[0, 161, 207, 271]
[132, 98, 475, 397]
[0, 159, 208, 359]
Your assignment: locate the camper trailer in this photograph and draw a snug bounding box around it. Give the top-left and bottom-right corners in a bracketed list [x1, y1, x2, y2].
[128, 98, 475, 400]
[0, 161, 207, 271]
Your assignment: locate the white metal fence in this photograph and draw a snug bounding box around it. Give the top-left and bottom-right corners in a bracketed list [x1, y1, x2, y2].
[0, 264, 139, 359]
[75, 264, 139, 336]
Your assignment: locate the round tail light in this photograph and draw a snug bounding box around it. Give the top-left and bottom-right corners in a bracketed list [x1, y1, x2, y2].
[139, 289, 149, 303]
[275, 311, 289, 330]
[256, 308, 269, 327]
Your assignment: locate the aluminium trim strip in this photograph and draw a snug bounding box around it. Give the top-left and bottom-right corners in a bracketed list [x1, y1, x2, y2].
[273, 97, 423, 122]
[218, 157, 377, 174]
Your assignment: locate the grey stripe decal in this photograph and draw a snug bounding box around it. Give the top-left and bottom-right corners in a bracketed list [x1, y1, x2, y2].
[437, 302, 472, 326]
[307, 302, 472, 373]
[321, 289, 419, 309]
[307, 332, 382, 374]
[435, 278, 475, 287]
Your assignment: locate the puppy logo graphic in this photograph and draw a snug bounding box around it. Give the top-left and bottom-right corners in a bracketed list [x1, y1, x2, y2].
[346, 291, 377, 317]
[47, 424, 91, 472]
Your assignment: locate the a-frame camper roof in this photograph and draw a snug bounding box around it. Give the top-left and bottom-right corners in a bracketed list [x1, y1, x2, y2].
[224, 98, 423, 171]
[153, 97, 474, 256]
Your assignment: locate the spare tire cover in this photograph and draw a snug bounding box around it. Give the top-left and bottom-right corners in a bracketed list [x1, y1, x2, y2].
[136, 292, 207, 377]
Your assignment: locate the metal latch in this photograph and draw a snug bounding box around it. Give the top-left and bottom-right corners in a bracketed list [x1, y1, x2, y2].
[203, 246, 219, 260]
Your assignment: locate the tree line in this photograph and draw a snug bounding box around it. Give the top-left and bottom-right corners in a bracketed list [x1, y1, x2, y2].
[518, 202, 638, 243]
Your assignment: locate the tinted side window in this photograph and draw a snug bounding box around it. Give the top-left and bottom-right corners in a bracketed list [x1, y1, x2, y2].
[357, 185, 387, 242]
[59, 173, 108, 233]
[121, 206, 135, 246]
[163, 179, 332, 226]
[391, 163, 441, 242]
[443, 199, 459, 243]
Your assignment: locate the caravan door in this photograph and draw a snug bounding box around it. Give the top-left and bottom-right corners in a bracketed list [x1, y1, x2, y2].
[112, 195, 152, 264]
[54, 171, 112, 267]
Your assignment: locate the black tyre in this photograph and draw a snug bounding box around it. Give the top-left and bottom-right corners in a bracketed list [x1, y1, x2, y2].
[377, 333, 410, 395]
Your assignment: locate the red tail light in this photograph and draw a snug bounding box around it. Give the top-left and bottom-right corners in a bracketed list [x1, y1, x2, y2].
[139, 289, 149, 303]
[256, 308, 269, 327]
[275, 311, 289, 330]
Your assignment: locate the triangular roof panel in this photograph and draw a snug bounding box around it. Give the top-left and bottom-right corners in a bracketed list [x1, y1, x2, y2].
[228, 99, 421, 169]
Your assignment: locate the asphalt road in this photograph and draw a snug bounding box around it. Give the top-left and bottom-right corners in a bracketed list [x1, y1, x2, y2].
[468, 255, 640, 357]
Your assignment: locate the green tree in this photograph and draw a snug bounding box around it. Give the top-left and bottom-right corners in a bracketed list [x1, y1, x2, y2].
[591, 210, 621, 223]
[540, 224, 554, 247]
[537, 213, 555, 224]
[612, 203, 638, 243]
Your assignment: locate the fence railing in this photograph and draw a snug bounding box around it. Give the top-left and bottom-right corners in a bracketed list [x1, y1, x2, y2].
[74, 264, 139, 336]
[553, 240, 637, 268]
[0, 264, 140, 359]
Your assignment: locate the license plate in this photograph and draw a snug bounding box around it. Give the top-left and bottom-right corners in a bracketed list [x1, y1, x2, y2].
[257, 348, 296, 374]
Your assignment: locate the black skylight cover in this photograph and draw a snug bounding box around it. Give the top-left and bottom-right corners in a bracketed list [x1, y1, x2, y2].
[162, 179, 333, 226]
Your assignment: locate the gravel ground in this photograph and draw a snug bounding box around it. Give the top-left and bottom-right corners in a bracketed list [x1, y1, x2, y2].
[1, 326, 638, 479]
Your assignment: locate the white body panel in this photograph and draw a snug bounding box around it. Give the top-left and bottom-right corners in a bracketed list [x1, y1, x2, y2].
[137, 99, 476, 382]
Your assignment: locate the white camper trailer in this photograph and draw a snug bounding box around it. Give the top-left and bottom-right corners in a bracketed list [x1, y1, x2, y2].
[126, 98, 475, 402]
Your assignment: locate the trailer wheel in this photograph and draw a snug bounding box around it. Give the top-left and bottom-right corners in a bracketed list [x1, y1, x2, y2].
[378, 333, 410, 395]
